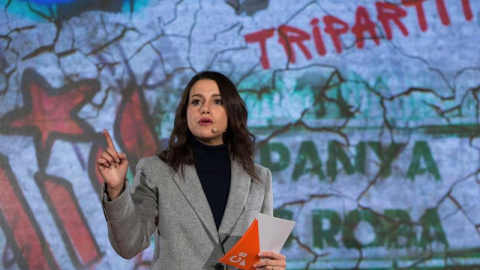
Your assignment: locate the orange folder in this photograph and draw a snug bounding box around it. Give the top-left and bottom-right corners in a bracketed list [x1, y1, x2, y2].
[219, 219, 260, 270]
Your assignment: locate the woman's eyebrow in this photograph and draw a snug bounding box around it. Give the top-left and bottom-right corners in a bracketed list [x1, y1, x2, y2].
[190, 94, 204, 98]
[190, 93, 221, 98]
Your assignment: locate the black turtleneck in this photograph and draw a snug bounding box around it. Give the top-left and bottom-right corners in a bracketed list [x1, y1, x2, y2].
[193, 139, 231, 230]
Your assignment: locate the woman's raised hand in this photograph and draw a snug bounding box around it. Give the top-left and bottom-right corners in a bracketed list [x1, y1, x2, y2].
[97, 129, 129, 200]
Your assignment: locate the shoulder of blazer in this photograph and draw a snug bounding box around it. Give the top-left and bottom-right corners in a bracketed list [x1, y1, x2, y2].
[253, 163, 271, 185]
[135, 155, 174, 177]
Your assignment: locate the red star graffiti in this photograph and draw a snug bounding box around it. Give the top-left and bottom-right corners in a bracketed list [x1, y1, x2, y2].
[0, 68, 99, 169]
[114, 86, 160, 172]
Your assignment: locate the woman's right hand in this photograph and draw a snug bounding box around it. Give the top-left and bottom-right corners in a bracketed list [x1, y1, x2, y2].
[97, 129, 129, 200]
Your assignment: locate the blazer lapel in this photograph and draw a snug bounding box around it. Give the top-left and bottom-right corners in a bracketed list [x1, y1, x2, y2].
[218, 159, 251, 236]
[171, 165, 218, 241]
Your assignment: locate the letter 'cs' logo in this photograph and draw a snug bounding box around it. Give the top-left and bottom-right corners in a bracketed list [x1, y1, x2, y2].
[229, 252, 247, 267]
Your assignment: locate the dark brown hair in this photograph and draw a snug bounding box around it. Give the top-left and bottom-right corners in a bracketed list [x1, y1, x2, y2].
[159, 71, 259, 180]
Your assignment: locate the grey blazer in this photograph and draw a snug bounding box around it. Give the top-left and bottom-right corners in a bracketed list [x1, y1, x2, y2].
[102, 155, 273, 270]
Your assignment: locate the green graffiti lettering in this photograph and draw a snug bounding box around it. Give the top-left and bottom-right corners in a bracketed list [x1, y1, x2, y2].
[260, 142, 290, 172]
[336, 88, 355, 118]
[311, 208, 449, 250]
[407, 141, 441, 181]
[368, 142, 405, 177]
[384, 209, 417, 248]
[292, 140, 325, 181]
[355, 141, 366, 174]
[327, 141, 355, 181]
[343, 210, 385, 249]
[419, 208, 448, 249]
[312, 210, 341, 248]
[274, 209, 294, 248]
[343, 210, 361, 249]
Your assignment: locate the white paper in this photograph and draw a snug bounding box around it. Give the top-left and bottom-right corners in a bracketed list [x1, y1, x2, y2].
[257, 213, 296, 252]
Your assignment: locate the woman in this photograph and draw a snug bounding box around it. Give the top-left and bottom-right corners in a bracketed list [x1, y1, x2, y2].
[98, 71, 287, 269]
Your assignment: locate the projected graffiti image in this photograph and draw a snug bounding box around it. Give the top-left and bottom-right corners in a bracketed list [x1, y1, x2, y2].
[0, 0, 479, 269]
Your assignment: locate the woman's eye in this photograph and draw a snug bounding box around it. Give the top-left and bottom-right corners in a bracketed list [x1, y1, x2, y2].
[191, 99, 201, 105]
[213, 99, 223, 105]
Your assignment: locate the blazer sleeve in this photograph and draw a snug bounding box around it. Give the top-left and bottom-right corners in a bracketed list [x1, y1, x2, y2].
[102, 158, 158, 259]
[260, 167, 274, 216]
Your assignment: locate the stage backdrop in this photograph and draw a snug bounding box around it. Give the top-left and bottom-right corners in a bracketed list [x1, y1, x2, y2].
[0, 0, 479, 269]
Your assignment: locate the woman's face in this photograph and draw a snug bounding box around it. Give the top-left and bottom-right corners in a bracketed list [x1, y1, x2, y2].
[187, 79, 228, 146]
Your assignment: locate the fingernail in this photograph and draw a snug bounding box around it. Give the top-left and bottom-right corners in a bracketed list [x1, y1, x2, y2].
[116, 159, 120, 163]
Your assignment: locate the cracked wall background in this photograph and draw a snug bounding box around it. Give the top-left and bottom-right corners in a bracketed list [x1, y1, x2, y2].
[0, 0, 479, 269]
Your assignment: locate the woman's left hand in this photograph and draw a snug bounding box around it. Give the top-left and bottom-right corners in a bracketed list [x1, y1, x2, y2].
[253, 251, 287, 270]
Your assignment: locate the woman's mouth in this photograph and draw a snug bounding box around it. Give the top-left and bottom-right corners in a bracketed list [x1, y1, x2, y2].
[198, 118, 213, 126]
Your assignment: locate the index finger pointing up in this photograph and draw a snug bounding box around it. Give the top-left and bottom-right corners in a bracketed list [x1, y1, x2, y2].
[103, 129, 116, 150]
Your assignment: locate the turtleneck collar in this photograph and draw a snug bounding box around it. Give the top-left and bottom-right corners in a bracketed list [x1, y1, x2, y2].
[193, 138, 230, 167]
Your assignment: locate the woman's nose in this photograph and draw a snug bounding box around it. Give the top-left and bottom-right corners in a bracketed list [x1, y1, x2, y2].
[201, 104, 210, 113]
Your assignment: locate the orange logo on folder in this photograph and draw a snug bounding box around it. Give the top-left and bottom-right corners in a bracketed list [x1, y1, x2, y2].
[219, 219, 260, 270]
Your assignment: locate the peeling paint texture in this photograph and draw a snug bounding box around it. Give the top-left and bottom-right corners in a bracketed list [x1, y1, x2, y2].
[0, 0, 479, 269]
